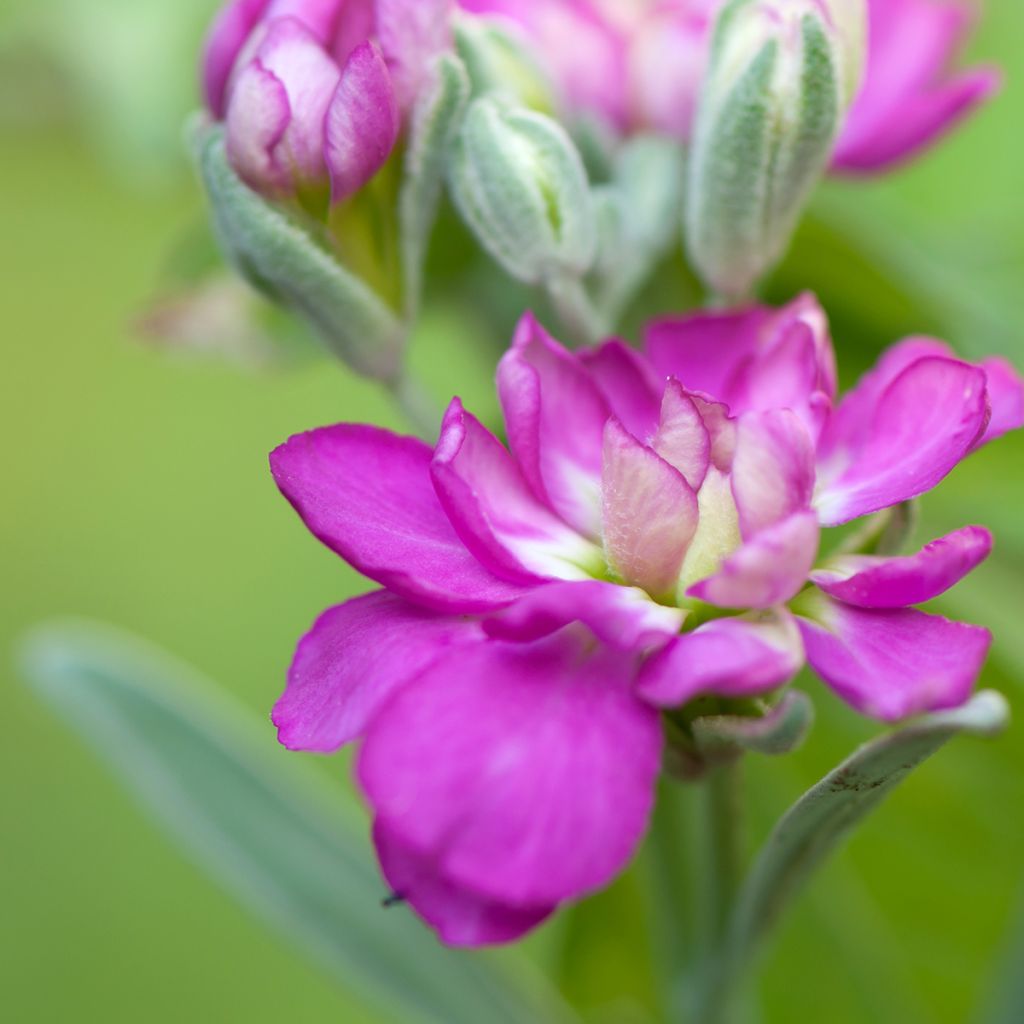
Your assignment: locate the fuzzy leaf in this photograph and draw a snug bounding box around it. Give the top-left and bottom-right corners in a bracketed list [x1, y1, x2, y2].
[20, 619, 577, 1024]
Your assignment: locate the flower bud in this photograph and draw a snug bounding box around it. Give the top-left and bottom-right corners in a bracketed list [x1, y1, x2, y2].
[448, 96, 597, 285]
[685, 0, 866, 301]
[201, 0, 451, 207]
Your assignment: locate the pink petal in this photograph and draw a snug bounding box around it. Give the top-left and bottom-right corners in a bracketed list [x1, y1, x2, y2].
[797, 596, 991, 721]
[225, 59, 293, 195]
[579, 339, 662, 443]
[637, 613, 805, 707]
[730, 410, 816, 538]
[834, 69, 999, 172]
[815, 357, 989, 526]
[202, 0, 271, 117]
[252, 17, 344, 185]
[645, 305, 770, 401]
[652, 380, 711, 491]
[498, 314, 611, 537]
[375, 0, 453, 112]
[373, 821, 554, 947]
[431, 400, 598, 583]
[326, 41, 400, 202]
[263, 0, 347, 42]
[687, 511, 819, 609]
[833, 0, 999, 173]
[483, 580, 684, 651]
[817, 336, 955, 464]
[358, 631, 662, 907]
[977, 357, 1024, 447]
[645, 294, 835, 432]
[273, 592, 481, 751]
[811, 525, 992, 609]
[602, 418, 698, 597]
[270, 424, 526, 611]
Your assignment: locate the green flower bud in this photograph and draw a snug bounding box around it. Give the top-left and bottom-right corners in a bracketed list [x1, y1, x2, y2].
[686, 0, 866, 302]
[447, 96, 597, 286]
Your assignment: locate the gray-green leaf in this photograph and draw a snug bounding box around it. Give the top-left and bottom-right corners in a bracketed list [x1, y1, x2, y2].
[729, 690, 1009, 969]
[20, 620, 577, 1024]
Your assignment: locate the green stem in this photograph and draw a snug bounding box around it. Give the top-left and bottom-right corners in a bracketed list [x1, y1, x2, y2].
[545, 275, 607, 348]
[691, 760, 745, 1024]
[385, 371, 441, 441]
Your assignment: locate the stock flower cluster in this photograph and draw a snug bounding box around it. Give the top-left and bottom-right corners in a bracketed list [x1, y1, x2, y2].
[196, 0, 1017, 950]
[270, 301, 1022, 945]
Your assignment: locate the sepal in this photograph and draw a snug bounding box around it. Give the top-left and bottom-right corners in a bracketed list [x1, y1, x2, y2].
[194, 120, 405, 381]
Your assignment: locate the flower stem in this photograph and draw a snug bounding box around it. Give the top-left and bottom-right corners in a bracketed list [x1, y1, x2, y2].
[545, 275, 607, 348]
[385, 371, 441, 441]
[691, 759, 745, 1024]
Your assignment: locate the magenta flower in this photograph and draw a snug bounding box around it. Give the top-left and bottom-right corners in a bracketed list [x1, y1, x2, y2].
[459, 0, 716, 136]
[461, 0, 996, 173]
[269, 296, 1021, 946]
[833, 0, 1001, 172]
[201, 0, 451, 201]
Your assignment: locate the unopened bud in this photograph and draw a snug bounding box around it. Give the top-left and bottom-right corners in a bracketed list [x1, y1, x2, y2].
[685, 0, 866, 302]
[448, 95, 596, 285]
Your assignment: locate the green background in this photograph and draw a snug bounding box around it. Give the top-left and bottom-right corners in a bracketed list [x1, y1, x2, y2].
[2, 1, 1022, 1021]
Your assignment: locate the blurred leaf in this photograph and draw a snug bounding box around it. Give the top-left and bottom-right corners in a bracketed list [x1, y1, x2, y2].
[728, 691, 1010, 970]
[19, 620, 577, 1024]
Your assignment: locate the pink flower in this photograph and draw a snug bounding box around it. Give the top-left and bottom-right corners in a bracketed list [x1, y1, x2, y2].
[201, 0, 451, 201]
[269, 296, 1021, 946]
[833, 0, 1001, 172]
[460, 0, 996, 172]
[459, 0, 715, 136]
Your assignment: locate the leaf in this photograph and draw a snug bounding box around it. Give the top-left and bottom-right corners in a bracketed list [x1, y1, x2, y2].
[727, 690, 1010, 969]
[399, 54, 471, 319]
[19, 619, 577, 1024]
[193, 122, 404, 381]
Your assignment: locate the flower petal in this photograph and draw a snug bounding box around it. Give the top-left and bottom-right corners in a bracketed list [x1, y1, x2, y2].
[498, 314, 610, 537]
[373, 821, 554, 947]
[326, 41, 400, 202]
[815, 357, 988, 525]
[483, 580, 684, 651]
[730, 410, 815, 538]
[810, 525, 992, 609]
[203, 0, 271, 117]
[358, 631, 662, 907]
[645, 305, 769, 400]
[602, 418, 698, 597]
[431, 400, 598, 583]
[225, 59, 293, 195]
[579, 339, 662, 443]
[652, 380, 711, 491]
[797, 596, 991, 721]
[253, 17, 343, 185]
[273, 592, 481, 751]
[687, 511, 819, 609]
[375, 0, 452, 111]
[977, 357, 1024, 447]
[270, 424, 526, 611]
[832, 0, 999, 172]
[637, 613, 804, 708]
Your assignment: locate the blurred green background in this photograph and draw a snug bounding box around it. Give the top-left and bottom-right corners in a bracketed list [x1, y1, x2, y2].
[2, 1, 1023, 1021]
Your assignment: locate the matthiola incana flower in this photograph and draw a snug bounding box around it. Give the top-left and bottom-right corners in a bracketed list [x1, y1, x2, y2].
[459, 0, 996, 173]
[269, 295, 1021, 946]
[202, 0, 451, 205]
